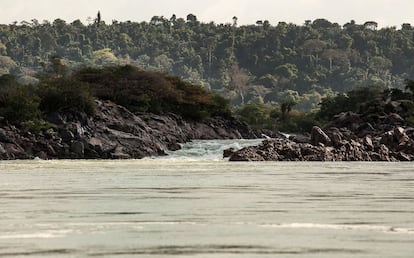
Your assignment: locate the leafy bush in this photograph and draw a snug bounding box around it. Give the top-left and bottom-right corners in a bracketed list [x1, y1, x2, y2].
[236, 102, 320, 133]
[236, 103, 274, 130]
[21, 119, 54, 134]
[38, 78, 95, 115]
[0, 75, 41, 123]
[275, 111, 320, 133]
[317, 85, 386, 120]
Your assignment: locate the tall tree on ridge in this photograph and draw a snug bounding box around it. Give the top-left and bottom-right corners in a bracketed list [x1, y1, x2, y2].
[96, 11, 101, 27]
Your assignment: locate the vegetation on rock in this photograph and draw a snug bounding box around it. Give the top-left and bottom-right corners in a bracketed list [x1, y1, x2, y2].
[0, 64, 231, 133]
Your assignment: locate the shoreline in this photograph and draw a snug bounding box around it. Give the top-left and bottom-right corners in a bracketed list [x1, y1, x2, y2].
[0, 100, 255, 160]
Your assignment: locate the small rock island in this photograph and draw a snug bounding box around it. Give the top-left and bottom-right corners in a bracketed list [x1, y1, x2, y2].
[0, 65, 254, 160]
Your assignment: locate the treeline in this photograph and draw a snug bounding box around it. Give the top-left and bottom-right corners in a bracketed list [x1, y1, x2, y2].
[1, 14, 414, 109]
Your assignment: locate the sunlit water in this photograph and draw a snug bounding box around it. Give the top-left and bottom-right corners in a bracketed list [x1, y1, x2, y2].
[0, 140, 413, 257]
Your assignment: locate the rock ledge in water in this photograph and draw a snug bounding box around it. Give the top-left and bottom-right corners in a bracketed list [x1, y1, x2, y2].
[229, 125, 414, 162]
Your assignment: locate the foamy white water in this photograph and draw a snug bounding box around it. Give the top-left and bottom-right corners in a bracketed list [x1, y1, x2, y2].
[0, 140, 413, 257]
[159, 139, 264, 160]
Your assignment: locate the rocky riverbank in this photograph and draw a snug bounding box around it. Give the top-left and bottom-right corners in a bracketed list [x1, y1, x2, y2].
[228, 111, 414, 161]
[0, 100, 254, 160]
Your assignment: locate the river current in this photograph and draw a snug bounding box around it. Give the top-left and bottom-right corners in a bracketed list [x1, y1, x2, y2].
[0, 140, 413, 257]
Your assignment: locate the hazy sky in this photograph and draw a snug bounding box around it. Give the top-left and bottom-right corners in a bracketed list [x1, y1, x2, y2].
[1, 0, 413, 27]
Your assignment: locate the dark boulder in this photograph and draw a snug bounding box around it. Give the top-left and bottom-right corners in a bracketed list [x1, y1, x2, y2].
[0, 128, 11, 143]
[383, 113, 405, 126]
[71, 141, 85, 158]
[356, 122, 375, 137]
[229, 146, 265, 161]
[46, 112, 65, 125]
[332, 111, 361, 130]
[311, 126, 332, 146]
[289, 133, 310, 144]
[326, 127, 343, 147]
[0, 143, 6, 158]
[60, 129, 74, 143]
[223, 147, 237, 158]
[394, 127, 410, 144]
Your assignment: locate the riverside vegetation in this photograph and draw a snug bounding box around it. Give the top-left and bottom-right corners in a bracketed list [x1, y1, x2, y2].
[0, 65, 254, 159]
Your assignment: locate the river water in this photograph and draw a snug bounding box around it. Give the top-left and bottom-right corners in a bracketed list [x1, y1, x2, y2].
[0, 140, 413, 257]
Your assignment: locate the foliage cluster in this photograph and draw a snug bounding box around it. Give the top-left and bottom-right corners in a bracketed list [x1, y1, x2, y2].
[316, 85, 387, 120]
[0, 65, 231, 131]
[235, 102, 319, 133]
[237, 80, 414, 133]
[37, 78, 95, 115]
[74, 65, 231, 120]
[0, 74, 40, 123]
[2, 16, 414, 110]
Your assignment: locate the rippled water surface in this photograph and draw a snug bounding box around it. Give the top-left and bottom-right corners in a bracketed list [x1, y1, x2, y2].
[1, 142, 414, 257]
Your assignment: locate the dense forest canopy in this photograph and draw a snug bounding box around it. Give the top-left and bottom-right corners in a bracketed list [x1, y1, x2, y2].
[1, 14, 414, 110]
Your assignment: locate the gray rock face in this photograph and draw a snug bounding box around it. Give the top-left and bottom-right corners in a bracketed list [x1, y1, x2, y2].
[0, 100, 254, 160]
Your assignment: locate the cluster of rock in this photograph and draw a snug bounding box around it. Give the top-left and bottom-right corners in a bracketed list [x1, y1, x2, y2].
[228, 111, 414, 161]
[0, 100, 254, 160]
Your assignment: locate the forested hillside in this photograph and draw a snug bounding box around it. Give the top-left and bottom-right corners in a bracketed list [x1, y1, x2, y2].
[1, 14, 414, 109]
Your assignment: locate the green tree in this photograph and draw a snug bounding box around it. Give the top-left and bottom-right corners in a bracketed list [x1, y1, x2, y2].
[0, 56, 17, 75]
[236, 103, 272, 129]
[92, 48, 118, 66]
[301, 39, 328, 67]
[277, 89, 299, 117]
[0, 75, 41, 123]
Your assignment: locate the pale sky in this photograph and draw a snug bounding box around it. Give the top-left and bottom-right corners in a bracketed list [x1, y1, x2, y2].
[1, 0, 413, 28]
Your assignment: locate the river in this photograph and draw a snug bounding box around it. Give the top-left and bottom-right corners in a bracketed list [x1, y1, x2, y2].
[0, 140, 413, 257]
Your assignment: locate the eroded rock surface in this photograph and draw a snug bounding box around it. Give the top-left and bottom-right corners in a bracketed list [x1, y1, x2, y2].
[229, 112, 414, 162]
[0, 100, 254, 160]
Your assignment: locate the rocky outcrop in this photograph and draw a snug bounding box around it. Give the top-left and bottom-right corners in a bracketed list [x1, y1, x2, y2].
[0, 100, 254, 160]
[229, 117, 414, 162]
[311, 126, 331, 146]
[229, 127, 414, 162]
